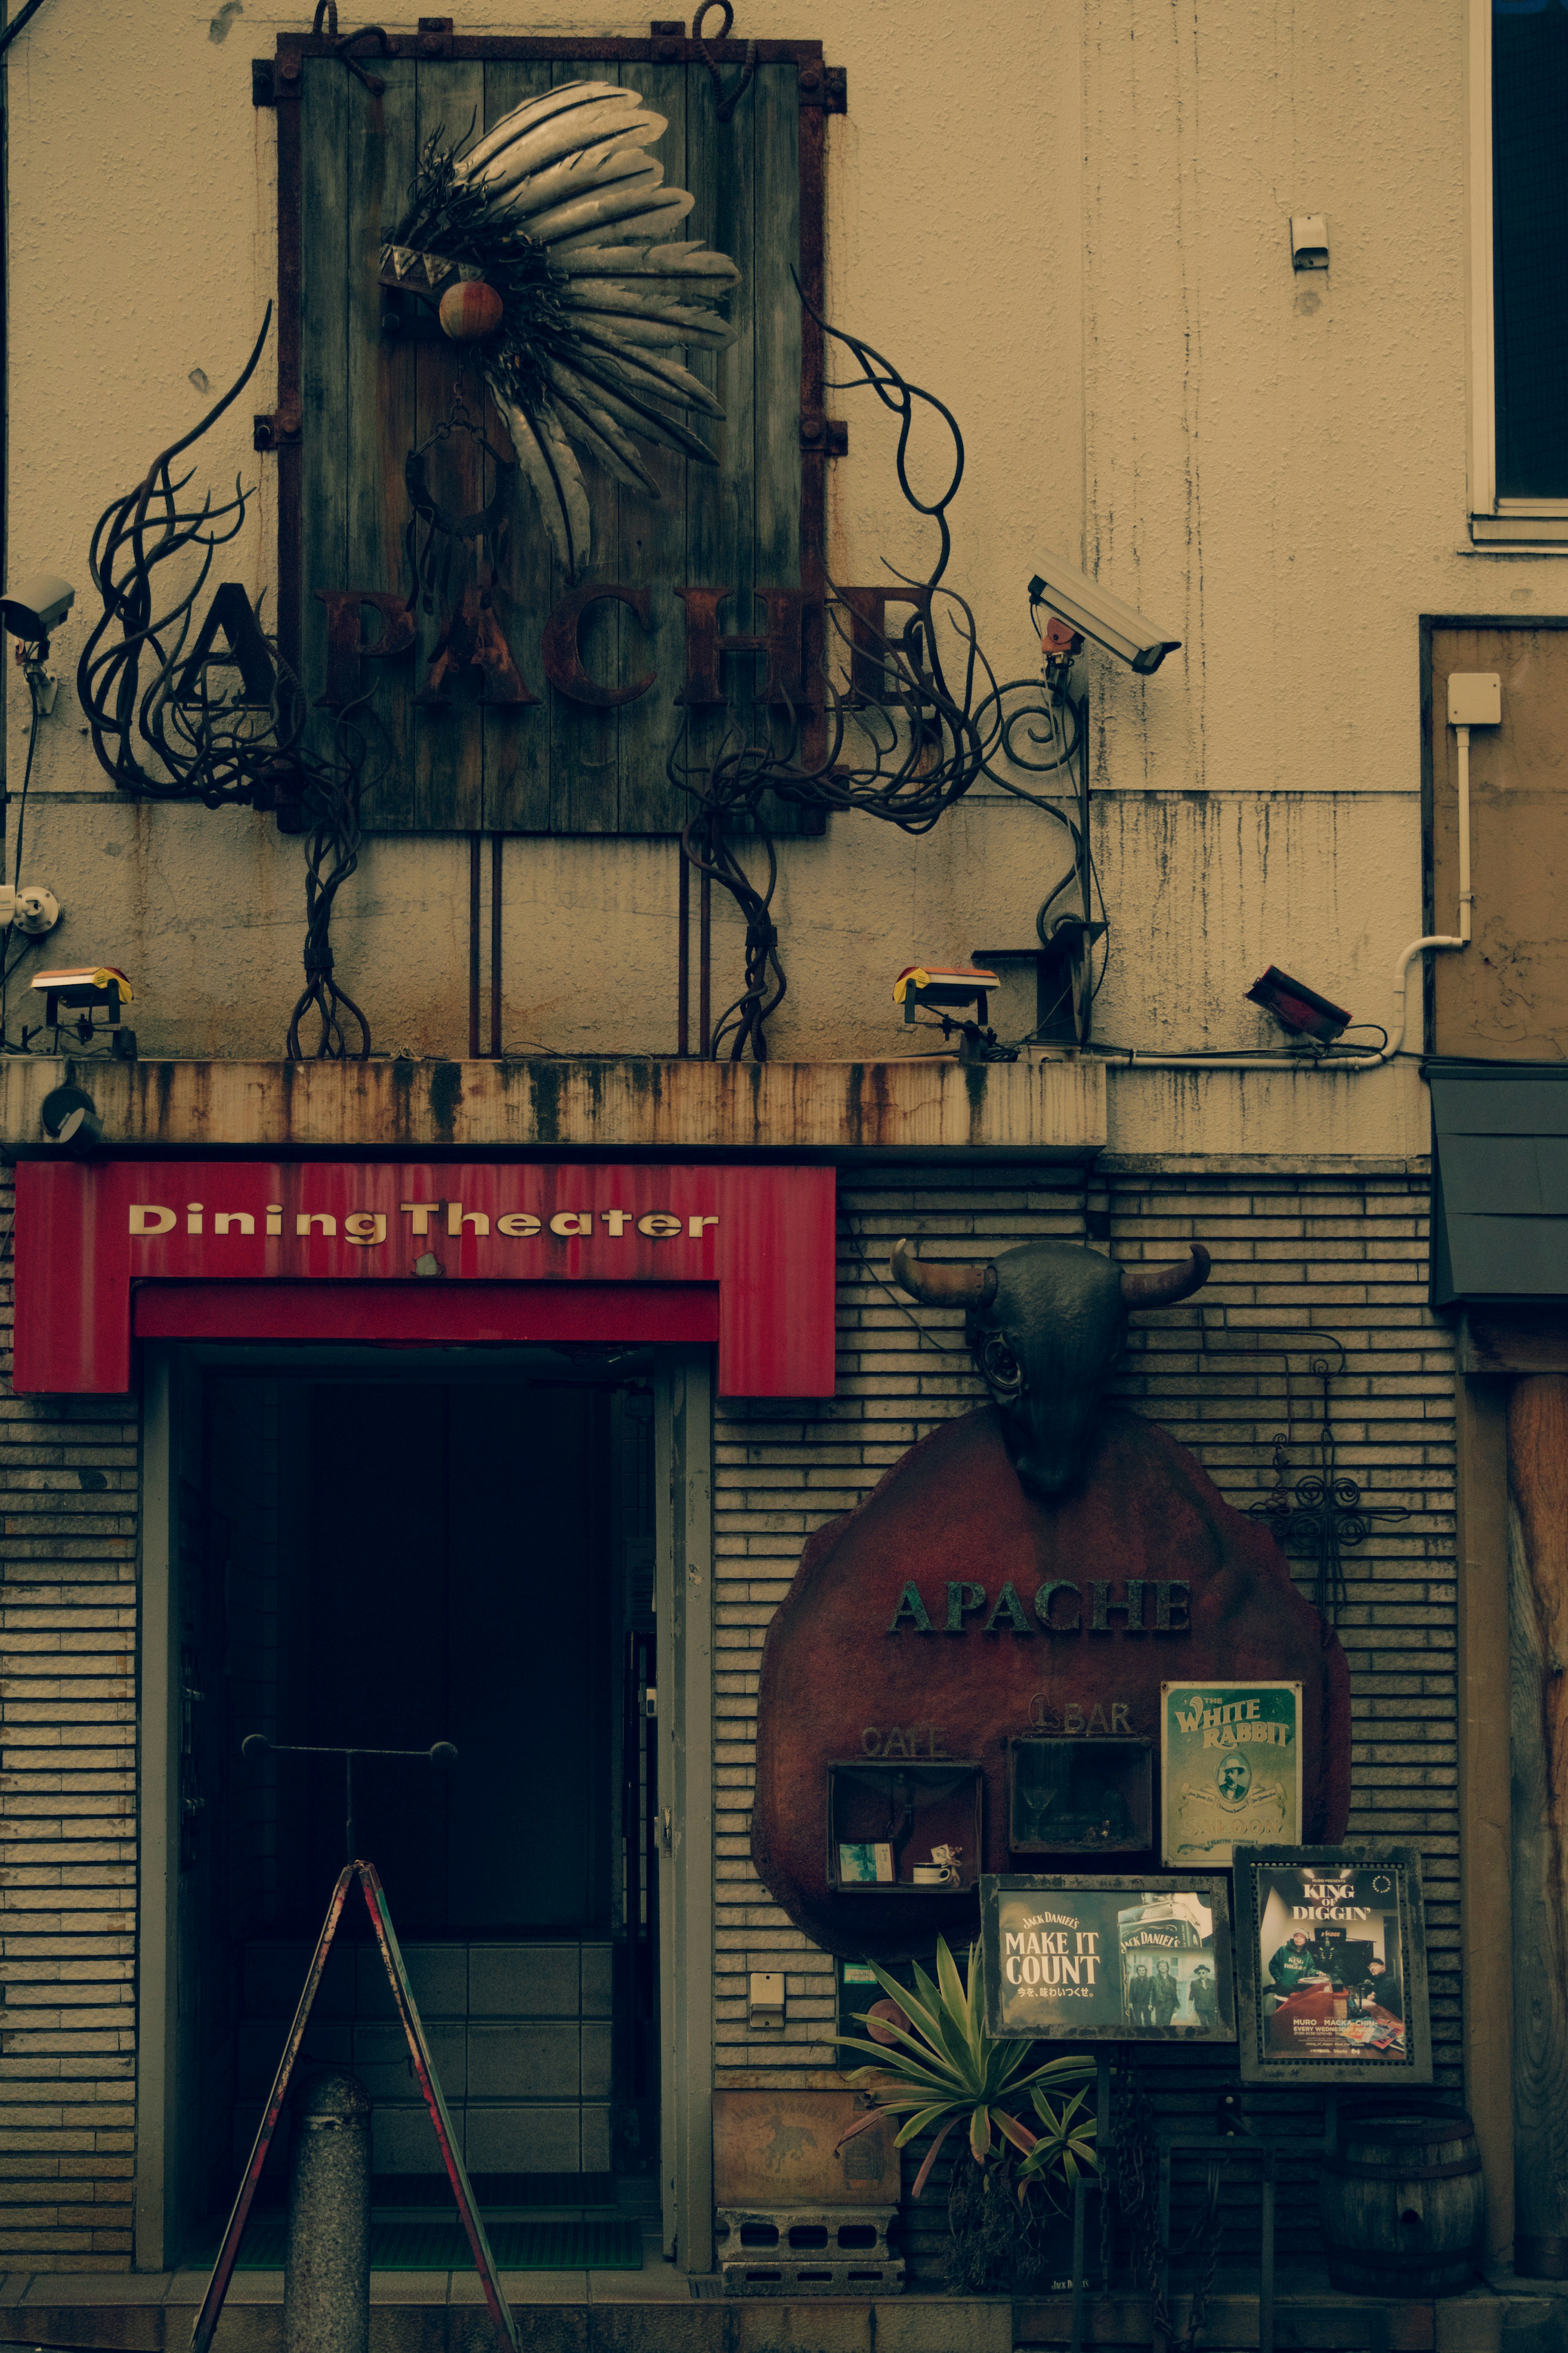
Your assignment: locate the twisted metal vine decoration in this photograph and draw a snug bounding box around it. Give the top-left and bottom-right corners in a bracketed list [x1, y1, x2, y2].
[672, 285, 1096, 1060]
[77, 310, 385, 1059]
[1195, 1325, 1413, 1621]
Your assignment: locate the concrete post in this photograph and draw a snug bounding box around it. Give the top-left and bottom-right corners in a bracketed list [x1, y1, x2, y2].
[283, 2070, 372, 2353]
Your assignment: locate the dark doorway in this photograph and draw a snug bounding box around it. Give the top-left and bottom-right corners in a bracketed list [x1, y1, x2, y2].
[182, 1366, 659, 2228]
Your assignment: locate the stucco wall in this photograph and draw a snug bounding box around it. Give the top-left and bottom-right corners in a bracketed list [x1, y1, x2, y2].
[2, 0, 1543, 1101]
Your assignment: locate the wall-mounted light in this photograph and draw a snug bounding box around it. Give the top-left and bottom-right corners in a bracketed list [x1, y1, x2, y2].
[31, 966, 135, 1059]
[40, 1084, 102, 1151]
[1245, 965, 1351, 1043]
[893, 964, 1000, 1026]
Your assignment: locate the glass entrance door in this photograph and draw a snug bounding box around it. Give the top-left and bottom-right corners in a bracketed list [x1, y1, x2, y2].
[182, 1368, 658, 2226]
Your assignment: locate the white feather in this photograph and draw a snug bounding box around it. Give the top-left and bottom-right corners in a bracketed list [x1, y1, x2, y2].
[548, 192, 695, 254]
[646, 242, 739, 277]
[552, 358, 721, 465]
[572, 336, 724, 418]
[523, 170, 681, 246]
[570, 311, 733, 354]
[459, 82, 630, 178]
[493, 392, 594, 577]
[557, 244, 741, 286]
[484, 136, 662, 225]
[470, 98, 657, 201]
[542, 368, 662, 496]
[562, 283, 733, 327]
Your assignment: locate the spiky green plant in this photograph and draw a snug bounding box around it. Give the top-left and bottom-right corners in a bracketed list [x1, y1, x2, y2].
[834, 1937, 1098, 2204]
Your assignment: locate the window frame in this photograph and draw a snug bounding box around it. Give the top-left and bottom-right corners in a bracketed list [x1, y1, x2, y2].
[1468, 0, 1568, 545]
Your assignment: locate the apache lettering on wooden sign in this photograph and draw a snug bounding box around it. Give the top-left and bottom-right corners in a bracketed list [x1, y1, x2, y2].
[887, 1578, 1192, 1637]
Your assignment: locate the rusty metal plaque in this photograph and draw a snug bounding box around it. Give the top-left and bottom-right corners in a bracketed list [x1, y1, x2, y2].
[712, 2090, 899, 2206]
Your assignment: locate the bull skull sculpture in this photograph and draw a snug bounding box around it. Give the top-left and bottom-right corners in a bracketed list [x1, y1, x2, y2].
[891, 1235, 1211, 1498]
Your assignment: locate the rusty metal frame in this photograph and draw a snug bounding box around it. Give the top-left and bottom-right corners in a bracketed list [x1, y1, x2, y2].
[191, 1858, 520, 2353]
[261, 22, 839, 697]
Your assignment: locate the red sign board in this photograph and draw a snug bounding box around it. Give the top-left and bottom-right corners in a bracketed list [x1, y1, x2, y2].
[13, 1161, 836, 1398]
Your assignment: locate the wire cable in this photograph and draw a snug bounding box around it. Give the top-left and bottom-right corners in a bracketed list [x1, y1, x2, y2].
[0, 672, 46, 1051]
[0, 0, 54, 58]
[840, 1213, 970, 1356]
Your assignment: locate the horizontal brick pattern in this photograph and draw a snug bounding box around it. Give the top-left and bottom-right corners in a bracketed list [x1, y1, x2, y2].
[0, 1171, 138, 2268]
[0, 1160, 1455, 2274]
[712, 1165, 1455, 2277]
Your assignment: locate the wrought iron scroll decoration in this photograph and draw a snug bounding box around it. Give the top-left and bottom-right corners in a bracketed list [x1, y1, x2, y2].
[77, 309, 384, 1060]
[672, 284, 1094, 1061]
[309, 0, 389, 97]
[1200, 1320, 1410, 1621]
[692, 0, 757, 123]
[75, 302, 1094, 1066]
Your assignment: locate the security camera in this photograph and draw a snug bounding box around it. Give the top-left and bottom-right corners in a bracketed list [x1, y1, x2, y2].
[0, 885, 59, 937]
[1028, 551, 1181, 676]
[0, 573, 74, 643]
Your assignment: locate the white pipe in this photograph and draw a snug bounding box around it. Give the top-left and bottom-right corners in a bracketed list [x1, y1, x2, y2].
[1100, 722, 1474, 1073]
[1371, 719, 1472, 1060]
[1457, 723, 1474, 944]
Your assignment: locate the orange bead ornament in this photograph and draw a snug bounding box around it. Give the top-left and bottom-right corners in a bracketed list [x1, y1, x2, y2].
[438, 281, 503, 342]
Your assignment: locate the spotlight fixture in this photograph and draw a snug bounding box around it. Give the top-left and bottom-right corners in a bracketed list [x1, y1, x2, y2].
[893, 964, 1001, 1025]
[39, 1084, 102, 1151]
[1245, 965, 1352, 1044]
[31, 966, 136, 1059]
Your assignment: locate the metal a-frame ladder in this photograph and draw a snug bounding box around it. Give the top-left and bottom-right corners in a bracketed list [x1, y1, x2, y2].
[189, 1858, 520, 2353]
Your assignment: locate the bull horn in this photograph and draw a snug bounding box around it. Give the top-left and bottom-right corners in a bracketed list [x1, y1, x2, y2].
[891, 1238, 998, 1307]
[1120, 1243, 1212, 1308]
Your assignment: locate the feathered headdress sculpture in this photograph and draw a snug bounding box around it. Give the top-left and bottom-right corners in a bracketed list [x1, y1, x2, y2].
[381, 80, 739, 577]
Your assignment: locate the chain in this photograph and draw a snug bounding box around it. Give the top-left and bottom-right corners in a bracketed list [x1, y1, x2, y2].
[1177, 2161, 1227, 2348]
[1114, 2084, 1168, 2345]
[1097, 2123, 1115, 2294]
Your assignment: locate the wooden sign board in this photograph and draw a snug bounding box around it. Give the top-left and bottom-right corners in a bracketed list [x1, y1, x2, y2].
[271, 27, 833, 837]
[712, 2089, 900, 2206]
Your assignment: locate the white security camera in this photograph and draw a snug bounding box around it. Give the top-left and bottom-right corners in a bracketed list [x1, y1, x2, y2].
[0, 884, 60, 936]
[0, 573, 74, 641]
[1028, 551, 1181, 675]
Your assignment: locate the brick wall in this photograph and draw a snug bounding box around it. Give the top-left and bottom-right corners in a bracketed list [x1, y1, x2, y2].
[0, 1156, 1452, 2276]
[713, 1160, 1455, 2279]
[0, 1171, 139, 2269]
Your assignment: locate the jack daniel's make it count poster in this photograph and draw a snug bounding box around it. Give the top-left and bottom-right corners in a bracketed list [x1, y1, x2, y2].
[980, 1876, 1236, 2044]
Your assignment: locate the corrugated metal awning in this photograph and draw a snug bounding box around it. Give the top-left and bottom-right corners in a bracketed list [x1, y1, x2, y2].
[1430, 1066, 1568, 1305]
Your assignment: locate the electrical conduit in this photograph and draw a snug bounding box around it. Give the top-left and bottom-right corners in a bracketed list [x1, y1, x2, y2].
[1096, 727, 1473, 1073]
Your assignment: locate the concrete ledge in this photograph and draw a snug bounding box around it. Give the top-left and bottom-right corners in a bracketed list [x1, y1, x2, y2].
[0, 2285, 1486, 2353]
[1012, 2291, 1446, 2351]
[0, 1057, 1106, 1162]
[4, 2293, 1017, 2353]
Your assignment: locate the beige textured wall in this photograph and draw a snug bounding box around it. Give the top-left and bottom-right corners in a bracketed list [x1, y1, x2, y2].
[0, 0, 1542, 1147]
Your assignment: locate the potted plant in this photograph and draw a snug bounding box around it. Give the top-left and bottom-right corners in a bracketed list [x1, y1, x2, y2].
[835, 1936, 1098, 2294]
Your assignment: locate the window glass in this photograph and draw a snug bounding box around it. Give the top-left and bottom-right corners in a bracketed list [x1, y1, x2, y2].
[1493, 0, 1568, 495]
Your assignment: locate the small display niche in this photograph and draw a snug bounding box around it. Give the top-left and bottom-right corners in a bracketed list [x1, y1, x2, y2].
[826, 1760, 984, 1893]
[1007, 1736, 1154, 1854]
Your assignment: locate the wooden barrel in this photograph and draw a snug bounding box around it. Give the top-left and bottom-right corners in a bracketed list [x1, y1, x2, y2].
[1319, 2110, 1484, 2295]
